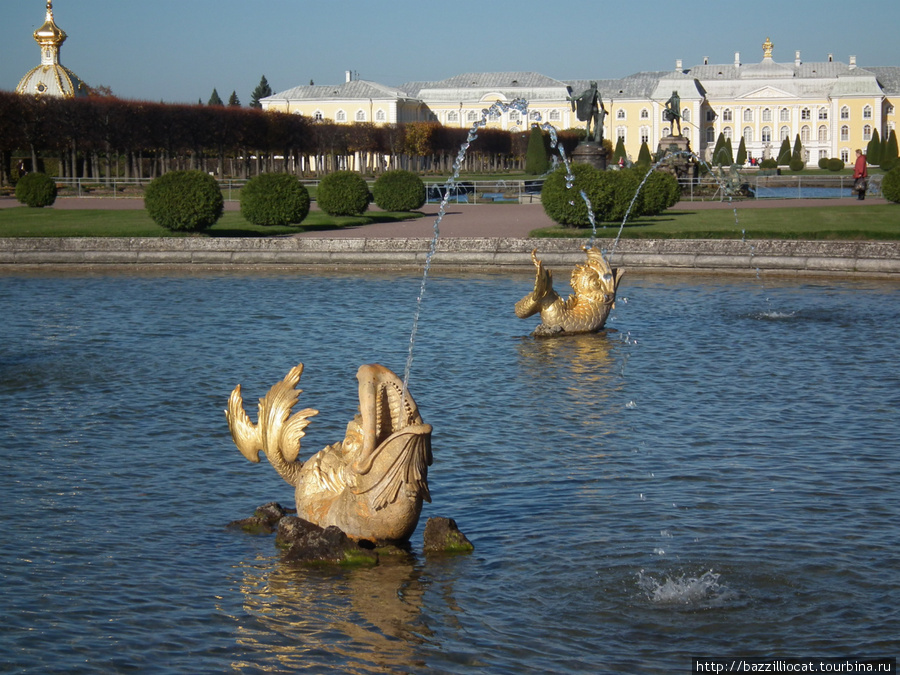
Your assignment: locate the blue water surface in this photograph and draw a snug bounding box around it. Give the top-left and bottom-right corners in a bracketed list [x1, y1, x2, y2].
[1, 269, 898, 673]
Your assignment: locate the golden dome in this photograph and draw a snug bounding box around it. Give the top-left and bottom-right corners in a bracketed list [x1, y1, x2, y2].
[16, 1, 88, 98]
[34, 1, 68, 52]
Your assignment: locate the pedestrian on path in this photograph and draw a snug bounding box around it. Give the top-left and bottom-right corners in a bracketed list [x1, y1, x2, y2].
[854, 149, 868, 200]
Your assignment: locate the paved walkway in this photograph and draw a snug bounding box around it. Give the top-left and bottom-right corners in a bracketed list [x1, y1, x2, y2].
[0, 195, 890, 239]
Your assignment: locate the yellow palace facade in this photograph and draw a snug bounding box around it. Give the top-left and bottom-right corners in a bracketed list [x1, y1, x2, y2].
[262, 39, 898, 167]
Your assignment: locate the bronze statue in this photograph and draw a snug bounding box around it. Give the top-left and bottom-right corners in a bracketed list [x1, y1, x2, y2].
[226, 363, 433, 543]
[515, 247, 624, 335]
[568, 81, 606, 143]
[664, 90, 682, 135]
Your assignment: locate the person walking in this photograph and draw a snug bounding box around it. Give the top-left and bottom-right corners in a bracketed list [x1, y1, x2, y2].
[853, 149, 868, 200]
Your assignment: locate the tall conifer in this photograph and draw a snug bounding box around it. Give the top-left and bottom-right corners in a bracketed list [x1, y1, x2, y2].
[250, 76, 273, 109]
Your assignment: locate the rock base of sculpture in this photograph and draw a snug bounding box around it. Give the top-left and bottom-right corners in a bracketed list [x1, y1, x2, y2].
[228, 503, 473, 566]
[571, 142, 608, 171]
[655, 135, 698, 181]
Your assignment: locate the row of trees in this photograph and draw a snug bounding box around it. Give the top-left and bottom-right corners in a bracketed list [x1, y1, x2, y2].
[0, 91, 584, 187]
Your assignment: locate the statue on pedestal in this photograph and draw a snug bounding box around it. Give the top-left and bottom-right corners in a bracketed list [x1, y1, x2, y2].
[568, 81, 606, 144]
[664, 90, 682, 136]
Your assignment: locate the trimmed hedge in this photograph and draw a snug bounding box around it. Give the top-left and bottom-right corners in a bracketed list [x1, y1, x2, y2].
[882, 167, 900, 204]
[316, 170, 370, 216]
[759, 158, 778, 170]
[541, 163, 604, 227]
[826, 158, 844, 172]
[15, 172, 57, 207]
[371, 170, 425, 212]
[144, 170, 223, 231]
[240, 173, 310, 226]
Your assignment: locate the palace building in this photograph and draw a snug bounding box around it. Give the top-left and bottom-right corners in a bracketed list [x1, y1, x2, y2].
[16, 1, 89, 99]
[262, 39, 898, 167]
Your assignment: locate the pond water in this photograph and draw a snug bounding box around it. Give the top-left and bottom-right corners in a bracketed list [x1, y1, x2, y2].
[1, 269, 898, 673]
[751, 186, 855, 199]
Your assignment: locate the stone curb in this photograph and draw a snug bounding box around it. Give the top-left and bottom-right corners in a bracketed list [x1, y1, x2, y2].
[1, 237, 899, 277]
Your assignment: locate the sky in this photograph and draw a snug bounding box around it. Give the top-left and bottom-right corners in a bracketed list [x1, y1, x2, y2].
[1, 0, 898, 105]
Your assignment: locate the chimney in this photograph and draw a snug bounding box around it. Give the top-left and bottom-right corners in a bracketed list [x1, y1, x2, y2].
[849, 55, 857, 70]
[795, 51, 801, 66]
[827, 54, 833, 62]
[676, 59, 682, 71]
[734, 52, 741, 67]
[345, 70, 352, 83]
[703, 56, 709, 65]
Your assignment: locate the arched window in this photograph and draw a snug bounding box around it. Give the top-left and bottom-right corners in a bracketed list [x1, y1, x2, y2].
[840, 106, 850, 120]
[467, 110, 479, 122]
[683, 128, 690, 142]
[447, 110, 459, 123]
[841, 149, 849, 162]
[780, 108, 791, 122]
[509, 110, 521, 124]
[743, 109, 753, 122]
[722, 108, 733, 121]
[743, 126, 753, 143]
[314, 110, 324, 121]
[762, 108, 772, 122]
[355, 109, 366, 122]
[780, 125, 791, 140]
[723, 126, 732, 140]
[530, 110, 541, 121]
[840, 125, 850, 141]
[617, 109, 626, 120]
[863, 105, 873, 119]
[640, 126, 650, 144]
[706, 126, 716, 143]
[335, 109, 347, 122]
[662, 128, 671, 138]
[616, 127, 627, 142]
[818, 125, 828, 142]
[640, 108, 649, 119]
[801, 108, 811, 121]
[762, 126, 772, 143]
[801, 125, 810, 142]
[682, 108, 691, 123]
[375, 109, 386, 122]
[818, 108, 828, 120]
[549, 109, 561, 121]
[863, 124, 872, 140]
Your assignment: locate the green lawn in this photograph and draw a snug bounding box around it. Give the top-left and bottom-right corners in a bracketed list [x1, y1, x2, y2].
[0, 206, 420, 238]
[530, 204, 900, 241]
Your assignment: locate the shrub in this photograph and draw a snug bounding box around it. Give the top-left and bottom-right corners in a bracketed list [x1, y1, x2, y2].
[789, 157, 805, 172]
[826, 158, 844, 172]
[541, 163, 604, 227]
[524, 127, 550, 175]
[316, 170, 370, 216]
[371, 170, 425, 212]
[882, 166, 900, 204]
[240, 173, 310, 226]
[144, 170, 223, 231]
[759, 158, 778, 170]
[15, 172, 57, 207]
[636, 142, 653, 166]
[818, 157, 829, 170]
[634, 168, 680, 216]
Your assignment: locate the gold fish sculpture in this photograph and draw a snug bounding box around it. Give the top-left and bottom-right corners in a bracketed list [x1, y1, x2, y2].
[226, 363, 432, 543]
[515, 246, 624, 336]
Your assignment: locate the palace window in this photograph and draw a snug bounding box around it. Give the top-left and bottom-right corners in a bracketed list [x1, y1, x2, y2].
[801, 108, 811, 121]
[640, 108, 649, 120]
[530, 110, 541, 121]
[801, 125, 810, 142]
[706, 126, 716, 143]
[682, 108, 691, 123]
[762, 108, 772, 122]
[780, 125, 790, 140]
[468, 110, 479, 122]
[640, 127, 650, 144]
[683, 128, 690, 142]
[662, 128, 671, 138]
[355, 109, 366, 122]
[447, 110, 459, 123]
[818, 125, 828, 142]
[863, 105, 872, 119]
[887, 104, 895, 115]
[762, 126, 772, 143]
[617, 127, 627, 142]
[743, 109, 753, 122]
[706, 109, 716, 122]
[509, 110, 521, 124]
[722, 108, 733, 121]
[841, 148, 849, 162]
[819, 150, 828, 161]
[549, 109, 561, 122]
[375, 109, 386, 122]
[840, 106, 850, 120]
[818, 108, 828, 120]
[335, 109, 347, 122]
[840, 125, 850, 141]
[780, 108, 791, 122]
[723, 127, 732, 140]
[743, 126, 753, 143]
[313, 110, 324, 121]
[617, 109, 626, 120]
[863, 124, 872, 140]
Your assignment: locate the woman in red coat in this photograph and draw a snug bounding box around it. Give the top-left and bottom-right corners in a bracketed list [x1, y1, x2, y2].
[854, 149, 868, 200]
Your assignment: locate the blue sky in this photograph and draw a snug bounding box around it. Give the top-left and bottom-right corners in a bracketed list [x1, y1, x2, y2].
[2, 0, 897, 104]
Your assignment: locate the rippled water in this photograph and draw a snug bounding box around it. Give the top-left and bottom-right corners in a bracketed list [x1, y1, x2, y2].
[1, 269, 898, 673]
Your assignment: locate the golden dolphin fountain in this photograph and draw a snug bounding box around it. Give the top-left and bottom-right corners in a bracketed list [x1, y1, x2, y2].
[515, 246, 624, 336]
[226, 363, 433, 543]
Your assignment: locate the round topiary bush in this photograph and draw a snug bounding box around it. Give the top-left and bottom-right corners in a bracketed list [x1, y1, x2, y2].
[634, 168, 681, 217]
[789, 158, 805, 172]
[371, 170, 426, 212]
[15, 172, 57, 207]
[759, 158, 778, 170]
[144, 170, 223, 231]
[818, 157, 829, 170]
[541, 163, 605, 228]
[881, 166, 900, 204]
[240, 173, 310, 226]
[316, 170, 370, 216]
[826, 158, 845, 172]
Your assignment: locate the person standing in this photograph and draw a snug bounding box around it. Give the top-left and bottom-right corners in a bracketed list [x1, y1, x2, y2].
[853, 149, 868, 200]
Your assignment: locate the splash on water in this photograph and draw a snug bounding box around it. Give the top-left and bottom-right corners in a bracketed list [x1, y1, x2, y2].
[637, 569, 736, 607]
